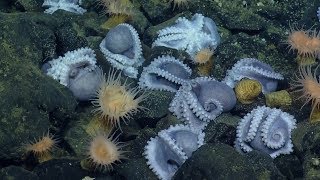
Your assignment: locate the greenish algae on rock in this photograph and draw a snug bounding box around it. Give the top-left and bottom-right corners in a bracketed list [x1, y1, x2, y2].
[137, 91, 174, 120]
[117, 158, 158, 180]
[138, 0, 171, 23]
[0, 12, 77, 159]
[274, 155, 303, 179]
[14, 0, 43, 12]
[0, 165, 39, 180]
[245, 151, 285, 180]
[173, 143, 257, 179]
[204, 113, 240, 145]
[173, 143, 284, 180]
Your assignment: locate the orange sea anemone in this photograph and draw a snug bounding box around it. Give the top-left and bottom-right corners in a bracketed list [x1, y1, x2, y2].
[91, 69, 147, 128]
[291, 65, 320, 116]
[194, 48, 214, 64]
[287, 28, 320, 58]
[88, 133, 126, 170]
[25, 132, 58, 161]
[97, 0, 135, 17]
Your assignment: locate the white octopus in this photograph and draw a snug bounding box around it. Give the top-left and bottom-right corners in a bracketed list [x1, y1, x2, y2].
[152, 13, 220, 62]
[138, 55, 192, 92]
[234, 106, 296, 158]
[144, 124, 205, 180]
[223, 58, 284, 93]
[42, 0, 86, 14]
[45, 47, 97, 86]
[169, 77, 237, 133]
[100, 23, 144, 78]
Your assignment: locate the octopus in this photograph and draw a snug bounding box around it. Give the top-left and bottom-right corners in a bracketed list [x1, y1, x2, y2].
[42, 47, 102, 101]
[234, 106, 296, 158]
[100, 23, 144, 78]
[223, 58, 284, 93]
[138, 55, 192, 92]
[169, 77, 237, 132]
[152, 13, 221, 63]
[144, 124, 205, 180]
[42, 0, 87, 14]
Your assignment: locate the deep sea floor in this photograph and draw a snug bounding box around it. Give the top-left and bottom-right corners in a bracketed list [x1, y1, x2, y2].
[1, 0, 320, 179]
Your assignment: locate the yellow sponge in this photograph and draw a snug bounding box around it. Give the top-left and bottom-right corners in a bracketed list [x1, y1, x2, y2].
[235, 79, 262, 104]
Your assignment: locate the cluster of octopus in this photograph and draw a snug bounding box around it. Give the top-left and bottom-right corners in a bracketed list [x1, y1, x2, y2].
[39, 2, 298, 180]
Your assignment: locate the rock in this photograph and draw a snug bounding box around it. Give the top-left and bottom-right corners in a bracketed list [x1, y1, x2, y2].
[14, 0, 43, 12]
[136, 91, 174, 121]
[173, 143, 256, 179]
[125, 127, 157, 159]
[0, 166, 39, 180]
[0, 13, 77, 159]
[214, 2, 267, 31]
[64, 105, 118, 157]
[292, 122, 320, 156]
[33, 159, 89, 180]
[290, 123, 320, 178]
[204, 113, 240, 146]
[117, 158, 157, 180]
[245, 151, 285, 179]
[138, 0, 171, 23]
[302, 153, 320, 179]
[0, 1, 12, 11]
[274, 155, 303, 179]
[55, 24, 88, 54]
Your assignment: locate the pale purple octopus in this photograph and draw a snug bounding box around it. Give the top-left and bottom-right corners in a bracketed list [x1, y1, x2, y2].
[223, 58, 284, 93]
[144, 124, 204, 180]
[169, 77, 237, 132]
[235, 106, 296, 158]
[100, 23, 144, 78]
[138, 55, 192, 92]
[42, 47, 102, 101]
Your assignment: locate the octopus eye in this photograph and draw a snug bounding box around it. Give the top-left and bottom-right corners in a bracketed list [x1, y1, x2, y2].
[204, 101, 217, 111]
[69, 68, 79, 78]
[167, 159, 180, 170]
[190, 81, 198, 87]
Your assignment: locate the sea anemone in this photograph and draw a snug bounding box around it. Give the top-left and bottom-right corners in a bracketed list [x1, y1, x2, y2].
[194, 48, 214, 64]
[88, 133, 126, 170]
[97, 0, 135, 17]
[197, 57, 214, 76]
[291, 65, 320, 116]
[169, 0, 189, 9]
[287, 28, 320, 58]
[92, 69, 147, 128]
[25, 132, 58, 162]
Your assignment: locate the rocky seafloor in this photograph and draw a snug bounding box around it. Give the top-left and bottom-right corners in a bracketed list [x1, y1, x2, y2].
[1, 0, 320, 179]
